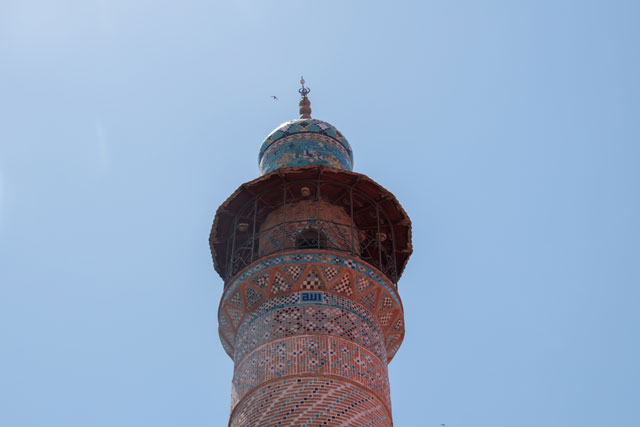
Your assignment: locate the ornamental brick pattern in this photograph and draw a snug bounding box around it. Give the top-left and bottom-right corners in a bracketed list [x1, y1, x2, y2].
[219, 252, 403, 363]
[233, 291, 387, 363]
[229, 377, 389, 427]
[218, 248, 402, 425]
[210, 99, 411, 425]
[232, 335, 390, 408]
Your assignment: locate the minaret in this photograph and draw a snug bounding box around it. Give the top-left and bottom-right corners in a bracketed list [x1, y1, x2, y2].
[210, 79, 412, 426]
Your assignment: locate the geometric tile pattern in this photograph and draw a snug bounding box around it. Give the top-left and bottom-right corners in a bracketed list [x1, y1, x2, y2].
[357, 275, 374, 294]
[378, 311, 393, 328]
[271, 272, 292, 294]
[358, 290, 378, 312]
[259, 119, 354, 175]
[251, 273, 269, 290]
[232, 335, 390, 408]
[229, 290, 242, 307]
[391, 318, 403, 333]
[234, 293, 387, 363]
[322, 266, 340, 282]
[226, 305, 244, 329]
[230, 377, 390, 427]
[332, 273, 353, 296]
[301, 270, 324, 289]
[219, 251, 404, 362]
[224, 252, 400, 307]
[381, 295, 394, 310]
[285, 265, 303, 281]
[245, 287, 263, 309]
[260, 119, 352, 158]
[260, 133, 353, 175]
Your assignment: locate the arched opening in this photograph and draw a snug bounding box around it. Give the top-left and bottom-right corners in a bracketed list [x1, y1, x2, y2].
[295, 228, 327, 250]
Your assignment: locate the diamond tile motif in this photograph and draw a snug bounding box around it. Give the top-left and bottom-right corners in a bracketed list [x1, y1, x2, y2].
[379, 311, 393, 328]
[302, 270, 324, 290]
[331, 273, 353, 296]
[285, 265, 303, 282]
[230, 290, 242, 307]
[245, 287, 263, 309]
[218, 252, 405, 367]
[356, 275, 374, 294]
[227, 305, 243, 328]
[391, 317, 404, 332]
[322, 266, 339, 282]
[252, 273, 269, 290]
[223, 252, 401, 308]
[380, 294, 394, 310]
[271, 272, 292, 294]
[358, 290, 377, 312]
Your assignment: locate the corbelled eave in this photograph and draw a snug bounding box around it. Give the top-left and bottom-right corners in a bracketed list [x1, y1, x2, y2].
[209, 164, 413, 283]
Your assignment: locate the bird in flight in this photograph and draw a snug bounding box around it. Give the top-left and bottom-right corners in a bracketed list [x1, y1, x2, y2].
[271, 96, 278, 100]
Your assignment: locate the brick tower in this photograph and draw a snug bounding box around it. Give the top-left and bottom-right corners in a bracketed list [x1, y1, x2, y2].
[210, 79, 412, 426]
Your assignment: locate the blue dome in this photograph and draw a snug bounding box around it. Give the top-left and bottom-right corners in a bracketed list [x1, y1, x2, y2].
[258, 119, 353, 175]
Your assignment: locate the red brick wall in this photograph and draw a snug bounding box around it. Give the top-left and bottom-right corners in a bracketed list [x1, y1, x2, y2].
[258, 200, 359, 256]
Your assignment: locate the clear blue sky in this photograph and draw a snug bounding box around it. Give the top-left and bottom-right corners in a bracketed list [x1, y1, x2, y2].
[1, 1, 638, 426]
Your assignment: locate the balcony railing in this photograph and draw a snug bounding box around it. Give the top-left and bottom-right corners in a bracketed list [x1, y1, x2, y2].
[226, 218, 397, 284]
[219, 178, 401, 285]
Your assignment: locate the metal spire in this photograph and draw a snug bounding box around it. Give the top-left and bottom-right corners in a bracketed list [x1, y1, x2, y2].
[298, 76, 311, 119]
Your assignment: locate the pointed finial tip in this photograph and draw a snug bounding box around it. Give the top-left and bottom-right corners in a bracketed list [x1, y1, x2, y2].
[298, 76, 311, 118]
[299, 76, 310, 98]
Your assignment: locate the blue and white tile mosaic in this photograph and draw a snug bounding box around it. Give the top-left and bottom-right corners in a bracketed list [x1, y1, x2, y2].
[258, 119, 354, 175]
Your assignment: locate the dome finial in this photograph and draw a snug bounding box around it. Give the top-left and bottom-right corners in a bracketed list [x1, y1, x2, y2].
[298, 76, 312, 119]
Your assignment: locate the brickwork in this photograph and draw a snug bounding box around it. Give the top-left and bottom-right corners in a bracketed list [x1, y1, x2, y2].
[234, 293, 386, 362]
[217, 236, 406, 426]
[218, 251, 404, 362]
[232, 335, 390, 408]
[258, 199, 358, 256]
[218, 249, 402, 425]
[229, 377, 390, 427]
